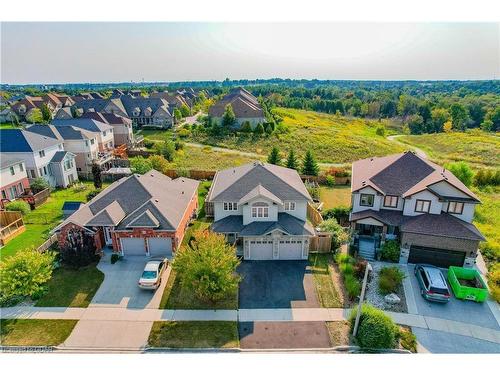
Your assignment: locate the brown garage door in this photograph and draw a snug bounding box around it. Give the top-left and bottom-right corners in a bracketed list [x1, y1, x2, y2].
[408, 245, 465, 268]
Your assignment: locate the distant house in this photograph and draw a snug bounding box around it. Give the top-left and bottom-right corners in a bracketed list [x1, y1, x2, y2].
[54, 170, 199, 258]
[10, 93, 73, 121]
[0, 108, 18, 123]
[0, 129, 77, 188]
[209, 88, 265, 128]
[81, 111, 134, 146]
[0, 156, 29, 207]
[54, 107, 73, 120]
[349, 151, 485, 268]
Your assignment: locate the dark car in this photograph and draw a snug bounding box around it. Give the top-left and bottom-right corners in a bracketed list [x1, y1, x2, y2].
[414, 264, 451, 303]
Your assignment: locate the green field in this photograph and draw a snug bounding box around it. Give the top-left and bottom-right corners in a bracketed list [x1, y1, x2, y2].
[185, 108, 405, 164]
[173, 146, 260, 170]
[319, 186, 352, 209]
[473, 187, 500, 267]
[398, 130, 500, 169]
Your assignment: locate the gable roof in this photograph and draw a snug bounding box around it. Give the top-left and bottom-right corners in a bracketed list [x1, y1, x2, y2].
[0, 155, 25, 170]
[0, 129, 62, 152]
[26, 124, 96, 141]
[238, 184, 283, 205]
[126, 209, 160, 228]
[351, 152, 479, 201]
[208, 162, 311, 203]
[208, 87, 264, 119]
[51, 118, 113, 133]
[50, 151, 74, 163]
[86, 201, 126, 227]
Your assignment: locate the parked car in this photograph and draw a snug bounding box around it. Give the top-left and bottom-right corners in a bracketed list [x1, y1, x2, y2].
[414, 264, 451, 303]
[138, 258, 168, 290]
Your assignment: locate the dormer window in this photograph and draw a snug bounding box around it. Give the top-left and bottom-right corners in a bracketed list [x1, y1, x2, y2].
[383, 195, 398, 208]
[284, 201, 296, 211]
[360, 194, 374, 207]
[39, 150, 45, 158]
[448, 201, 464, 214]
[223, 202, 238, 211]
[252, 202, 269, 218]
[415, 199, 431, 213]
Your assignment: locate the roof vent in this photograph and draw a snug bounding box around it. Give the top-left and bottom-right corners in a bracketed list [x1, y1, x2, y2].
[181, 191, 184, 194]
[154, 199, 159, 203]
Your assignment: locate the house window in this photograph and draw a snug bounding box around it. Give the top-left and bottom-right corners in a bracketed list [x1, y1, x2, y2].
[251, 203, 269, 218]
[9, 166, 15, 175]
[90, 139, 95, 145]
[1, 190, 6, 199]
[85, 140, 89, 146]
[223, 202, 238, 211]
[415, 199, 431, 213]
[19, 163, 24, 172]
[360, 194, 374, 207]
[103, 131, 107, 136]
[29, 169, 36, 178]
[39, 150, 45, 158]
[284, 201, 296, 211]
[383, 195, 398, 208]
[39, 168, 43, 176]
[448, 201, 464, 214]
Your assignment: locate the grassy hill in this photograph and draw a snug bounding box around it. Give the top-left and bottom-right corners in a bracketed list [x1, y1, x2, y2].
[186, 108, 405, 164]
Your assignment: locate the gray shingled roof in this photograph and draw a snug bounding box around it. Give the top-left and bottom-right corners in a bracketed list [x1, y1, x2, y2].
[86, 201, 126, 227]
[238, 184, 283, 205]
[211, 213, 315, 236]
[350, 209, 406, 227]
[208, 162, 311, 203]
[26, 124, 96, 141]
[50, 151, 74, 163]
[0, 129, 62, 152]
[0, 155, 24, 169]
[52, 118, 113, 133]
[126, 209, 160, 228]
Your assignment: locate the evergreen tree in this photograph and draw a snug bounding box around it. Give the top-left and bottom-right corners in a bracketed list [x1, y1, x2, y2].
[253, 123, 265, 135]
[92, 163, 102, 189]
[286, 149, 298, 170]
[40, 103, 52, 123]
[222, 104, 236, 129]
[267, 147, 281, 165]
[301, 150, 319, 176]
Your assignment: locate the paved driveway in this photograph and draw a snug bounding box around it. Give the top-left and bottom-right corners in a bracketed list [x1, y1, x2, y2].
[237, 261, 319, 309]
[238, 322, 331, 349]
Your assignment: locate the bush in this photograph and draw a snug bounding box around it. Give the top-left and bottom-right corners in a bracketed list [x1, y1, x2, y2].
[174, 140, 185, 150]
[154, 140, 176, 162]
[5, 200, 30, 215]
[379, 266, 405, 294]
[177, 128, 190, 138]
[487, 264, 500, 303]
[318, 218, 349, 251]
[344, 274, 361, 298]
[240, 121, 252, 133]
[0, 249, 56, 301]
[325, 175, 335, 186]
[349, 304, 398, 349]
[149, 154, 170, 174]
[30, 177, 49, 193]
[111, 253, 121, 264]
[86, 189, 101, 202]
[334, 253, 353, 265]
[131, 156, 153, 174]
[253, 123, 265, 135]
[143, 139, 155, 149]
[322, 206, 351, 225]
[340, 262, 354, 275]
[397, 327, 417, 353]
[375, 125, 386, 137]
[354, 258, 368, 279]
[59, 228, 99, 269]
[380, 240, 400, 262]
[446, 161, 474, 187]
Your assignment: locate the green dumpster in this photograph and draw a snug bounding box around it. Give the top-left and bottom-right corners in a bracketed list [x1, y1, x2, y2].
[447, 266, 488, 302]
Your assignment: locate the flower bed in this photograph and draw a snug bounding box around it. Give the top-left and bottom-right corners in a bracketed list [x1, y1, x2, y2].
[365, 262, 408, 313]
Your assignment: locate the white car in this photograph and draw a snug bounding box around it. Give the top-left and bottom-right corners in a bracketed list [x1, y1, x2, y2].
[138, 259, 168, 290]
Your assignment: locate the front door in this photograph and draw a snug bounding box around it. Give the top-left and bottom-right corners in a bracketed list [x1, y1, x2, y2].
[103, 227, 113, 246]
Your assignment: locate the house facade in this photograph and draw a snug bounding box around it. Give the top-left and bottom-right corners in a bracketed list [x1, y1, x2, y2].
[0, 156, 30, 207]
[54, 170, 199, 259]
[0, 129, 77, 188]
[207, 162, 315, 260]
[349, 152, 485, 268]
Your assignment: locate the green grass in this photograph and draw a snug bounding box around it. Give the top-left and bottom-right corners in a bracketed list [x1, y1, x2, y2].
[474, 187, 500, 267]
[0, 123, 18, 129]
[0, 319, 77, 346]
[173, 145, 260, 170]
[0, 181, 108, 259]
[148, 321, 239, 348]
[309, 253, 343, 308]
[197, 180, 212, 218]
[319, 185, 352, 209]
[184, 108, 405, 163]
[35, 264, 104, 307]
[398, 130, 500, 169]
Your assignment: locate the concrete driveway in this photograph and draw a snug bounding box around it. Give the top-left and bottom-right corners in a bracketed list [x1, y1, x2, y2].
[62, 254, 169, 350]
[237, 261, 319, 309]
[406, 264, 500, 353]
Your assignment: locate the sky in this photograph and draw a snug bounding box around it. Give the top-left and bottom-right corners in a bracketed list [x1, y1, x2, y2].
[1, 22, 499, 84]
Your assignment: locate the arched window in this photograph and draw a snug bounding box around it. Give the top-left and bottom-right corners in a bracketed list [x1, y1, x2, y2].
[251, 202, 269, 218]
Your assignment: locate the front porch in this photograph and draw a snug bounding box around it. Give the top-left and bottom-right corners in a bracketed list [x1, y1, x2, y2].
[350, 220, 399, 260]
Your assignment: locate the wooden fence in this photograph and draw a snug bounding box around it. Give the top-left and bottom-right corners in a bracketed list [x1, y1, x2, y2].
[309, 234, 332, 253]
[307, 202, 323, 227]
[21, 188, 50, 208]
[36, 234, 58, 253]
[0, 211, 25, 246]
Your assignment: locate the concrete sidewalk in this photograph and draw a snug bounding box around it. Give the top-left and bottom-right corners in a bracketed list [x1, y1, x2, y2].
[2, 306, 499, 345]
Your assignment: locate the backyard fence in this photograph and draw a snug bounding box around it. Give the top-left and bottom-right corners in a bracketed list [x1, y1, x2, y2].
[309, 234, 332, 253]
[36, 234, 58, 253]
[307, 202, 324, 227]
[0, 211, 25, 246]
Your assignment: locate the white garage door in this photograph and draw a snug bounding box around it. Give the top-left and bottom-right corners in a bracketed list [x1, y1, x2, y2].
[279, 239, 303, 260]
[148, 237, 173, 259]
[121, 238, 146, 256]
[249, 240, 273, 260]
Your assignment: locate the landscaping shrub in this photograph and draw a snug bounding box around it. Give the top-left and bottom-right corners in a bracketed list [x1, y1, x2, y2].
[334, 252, 353, 265]
[396, 327, 417, 353]
[340, 262, 354, 276]
[380, 240, 400, 262]
[178, 128, 190, 138]
[59, 229, 99, 269]
[378, 266, 405, 294]
[30, 177, 49, 193]
[253, 123, 265, 135]
[130, 156, 153, 174]
[354, 258, 368, 279]
[344, 274, 361, 298]
[5, 200, 30, 215]
[0, 249, 56, 303]
[349, 304, 398, 349]
[318, 218, 349, 251]
[240, 121, 252, 133]
[375, 125, 386, 137]
[325, 174, 335, 187]
[174, 140, 185, 150]
[86, 189, 101, 202]
[143, 139, 155, 149]
[322, 206, 351, 225]
[487, 264, 500, 303]
[111, 253, 121, 264]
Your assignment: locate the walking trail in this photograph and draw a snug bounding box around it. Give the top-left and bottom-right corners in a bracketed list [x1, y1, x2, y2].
[386, 135, 428, 159]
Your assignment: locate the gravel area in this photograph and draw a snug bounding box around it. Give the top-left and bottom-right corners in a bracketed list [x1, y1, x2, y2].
[365, 262, 408, 313]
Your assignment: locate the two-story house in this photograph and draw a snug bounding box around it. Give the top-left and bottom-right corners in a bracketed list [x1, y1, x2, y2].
[25, 125, 100, 179]
[206, 162, 315, 260]
[0, 129, 77, 188]
[51, 118, 115, 151]
[349, 151, 485, 268]
[0, 156, 30, 208]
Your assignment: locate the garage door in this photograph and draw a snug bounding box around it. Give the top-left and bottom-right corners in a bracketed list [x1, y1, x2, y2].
[249, 240, 273, 260]
[408, 245, 465, 268]
[148, 237, 173, 259]
[279, 240, 303, 260]
[120, 238, 146, 256]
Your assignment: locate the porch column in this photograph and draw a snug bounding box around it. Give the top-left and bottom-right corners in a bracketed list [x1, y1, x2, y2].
[381, 225, 388, 244]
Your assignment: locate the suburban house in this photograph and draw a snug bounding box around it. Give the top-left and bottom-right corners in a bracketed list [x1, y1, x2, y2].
[54, 107, 74, 120]
[10, 93, 71, 121]
[0, 129, 77, 188]
[81, 111, 134, 146]
[208, 87, 265, 128]
[54, 170, 199, 258]
[0, 108, 18, 123]
[206, 161, 315, 260]
[25, 124, 108, 178]
[150, 91, 190, 110]
[52, 118, 115, 151]
[0, 156, 30, 207]
[349, 151, 485, 268]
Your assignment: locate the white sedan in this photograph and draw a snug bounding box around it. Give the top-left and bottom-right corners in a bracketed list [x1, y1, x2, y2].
[138, 259, 168, 290]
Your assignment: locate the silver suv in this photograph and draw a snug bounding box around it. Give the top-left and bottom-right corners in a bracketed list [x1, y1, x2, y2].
[414, 264, 451, 303]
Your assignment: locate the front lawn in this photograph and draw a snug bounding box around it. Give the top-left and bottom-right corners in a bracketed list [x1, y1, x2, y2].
[148, 321, 239, 348]
[0, 319, 77, 346]
[35, 264, 104, 307]
[319, 185, 351, 209]
[0, 181, 108, 259]
[309, 253, 343, 308]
